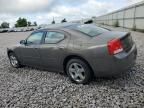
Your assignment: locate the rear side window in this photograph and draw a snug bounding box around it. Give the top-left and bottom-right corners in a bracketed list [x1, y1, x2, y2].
[70, 24, 109, 37]
[45, 32, 65, 44]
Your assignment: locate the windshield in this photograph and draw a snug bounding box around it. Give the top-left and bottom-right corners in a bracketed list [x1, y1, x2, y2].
[69, 24, 109, 37]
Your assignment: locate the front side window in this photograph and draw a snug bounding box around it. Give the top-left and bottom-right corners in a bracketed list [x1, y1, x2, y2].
[26, 32, 43, 45]
[45, 32, 65, 44]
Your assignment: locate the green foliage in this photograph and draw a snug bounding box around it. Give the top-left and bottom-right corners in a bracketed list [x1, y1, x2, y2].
[27, 21, 31, 26]
[15, 17, 28, 27]
[113, 20, 119, 27]
[133, 28, 144, 33]
[1, 22, 9, 28]
[131, 24, 136, 31]
[131, 25, 144, 33]
[101, 22, 104, 25]
[34, 22, 37, 26]
[52, 20, 55, 24]
[28, 21, 37, 26]
[61, 18, 67, 23]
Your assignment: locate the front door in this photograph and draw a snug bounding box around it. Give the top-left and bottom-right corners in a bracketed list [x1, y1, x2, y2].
[20, 31, 44, 66]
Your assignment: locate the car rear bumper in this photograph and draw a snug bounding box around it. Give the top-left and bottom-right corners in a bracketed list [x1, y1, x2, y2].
[91, 44, 137, 77]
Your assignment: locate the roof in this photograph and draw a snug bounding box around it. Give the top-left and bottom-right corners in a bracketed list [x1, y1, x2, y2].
[41, 23, 79, 29]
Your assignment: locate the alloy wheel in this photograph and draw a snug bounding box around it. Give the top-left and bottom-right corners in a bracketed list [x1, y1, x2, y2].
[9, 54, 18, 67]
[68, 63, 86, 83]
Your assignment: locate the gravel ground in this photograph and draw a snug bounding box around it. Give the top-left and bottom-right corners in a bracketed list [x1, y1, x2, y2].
[0, 28, 144, 108]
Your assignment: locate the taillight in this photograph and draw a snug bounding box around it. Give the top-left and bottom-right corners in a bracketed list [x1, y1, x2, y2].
[108, 38, 123, 55]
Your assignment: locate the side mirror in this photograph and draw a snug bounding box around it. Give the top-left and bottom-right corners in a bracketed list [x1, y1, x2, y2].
[20, 40, 26, 45]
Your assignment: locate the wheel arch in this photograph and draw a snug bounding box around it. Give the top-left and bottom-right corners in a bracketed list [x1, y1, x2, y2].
[63, 54, 94, 75]
[7, 49, 14, 57]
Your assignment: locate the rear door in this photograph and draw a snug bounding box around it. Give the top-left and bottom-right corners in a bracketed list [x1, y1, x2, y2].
[40, 30, 70, 71]
[20, 31, 45, 66]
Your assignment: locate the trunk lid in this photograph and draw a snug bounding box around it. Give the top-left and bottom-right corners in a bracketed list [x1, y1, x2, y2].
[120, 33, 133, 52]
[90, 31, 133, 52]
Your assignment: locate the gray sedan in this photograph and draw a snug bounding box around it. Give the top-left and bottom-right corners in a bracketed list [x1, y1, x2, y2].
[7, 23, 137, 84]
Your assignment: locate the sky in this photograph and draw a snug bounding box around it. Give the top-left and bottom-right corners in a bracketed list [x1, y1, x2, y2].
[0, 0, 143, 27]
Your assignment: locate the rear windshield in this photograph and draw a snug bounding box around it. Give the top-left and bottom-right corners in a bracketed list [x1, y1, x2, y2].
[69, 24, 109, 37]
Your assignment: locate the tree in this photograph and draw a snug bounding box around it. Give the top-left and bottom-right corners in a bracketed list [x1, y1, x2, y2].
[15, 17, 28, 27]
[52, 20, 55, 24]
[61, 18, 67, 23]
[34, 21, 37, 26]
[1, 22, 9, 28]
[27, 21, 31, 26]
[51, 17, 55, 24]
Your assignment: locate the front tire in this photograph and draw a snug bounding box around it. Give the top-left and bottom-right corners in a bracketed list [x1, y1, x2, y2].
[66, 58, 92, 84]
[8, 52, 21, 68]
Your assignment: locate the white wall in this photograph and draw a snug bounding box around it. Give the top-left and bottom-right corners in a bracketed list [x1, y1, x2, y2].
[95, 1, 144, 30]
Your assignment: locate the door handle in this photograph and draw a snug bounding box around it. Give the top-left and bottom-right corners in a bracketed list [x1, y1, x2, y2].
[58, 46, 65, 49]
[34, 47, 38, 49]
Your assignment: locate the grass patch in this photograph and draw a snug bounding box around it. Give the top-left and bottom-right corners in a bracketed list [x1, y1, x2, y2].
[113, 20, 119, 27]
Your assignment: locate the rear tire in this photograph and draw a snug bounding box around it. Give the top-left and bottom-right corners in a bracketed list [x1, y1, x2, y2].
[66, 58, 92, 84]
[8, 52, 21, 68]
